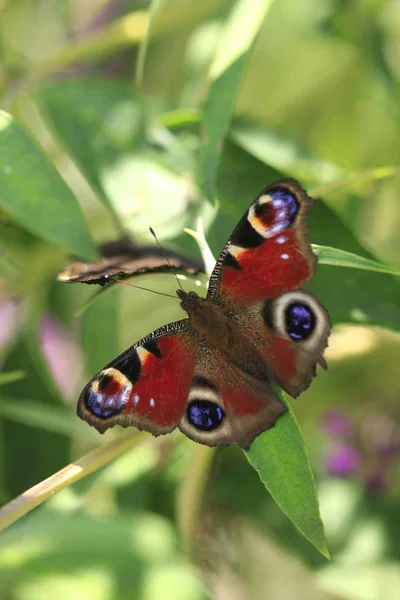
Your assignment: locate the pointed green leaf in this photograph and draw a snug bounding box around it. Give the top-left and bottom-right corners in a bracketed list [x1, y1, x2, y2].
[0, 111, 97, 260]
[245, 397, 329, 558]
[198, 0, 275, 200]
[0, 396, 91, 437]
[136, 0, 165, 86]
[314, 245, 400, 276]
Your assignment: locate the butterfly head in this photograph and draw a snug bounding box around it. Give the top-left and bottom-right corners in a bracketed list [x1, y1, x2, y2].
[176, 289, 202, 316]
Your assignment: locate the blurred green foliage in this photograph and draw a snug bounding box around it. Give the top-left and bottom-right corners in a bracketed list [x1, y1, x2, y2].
[0, 0, 400, 599]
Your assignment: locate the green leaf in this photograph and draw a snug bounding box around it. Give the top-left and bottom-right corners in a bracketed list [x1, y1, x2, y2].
[308, 201, 400, 331]
[198, 0, 275, 200]
[0, 335, 71, 497]
[231, 122, 399, 192]
[39, 79, 201, 241]
[0, 371, 25, 386]
[0, 511, 207, 600]
[245, 398, 329, 559]
[38, 80, 146, 217]
[0, 111, 97, 260]
[313, 245, 400, 276]
[231, 122, 343, 184]
[81, 286, 120, 377]
[136, 0, 165, 86]
[0, 396, 91, 438]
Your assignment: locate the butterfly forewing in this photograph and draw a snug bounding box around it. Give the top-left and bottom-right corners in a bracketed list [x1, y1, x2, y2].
[208, 178, 316, 304]
[206, 178, 330, 399]
[77, 320, 198, 436]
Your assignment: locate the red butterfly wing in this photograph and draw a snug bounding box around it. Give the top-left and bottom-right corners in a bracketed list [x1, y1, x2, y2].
[208, 178, 316, 304]
[77, 320, 198, 435]
[207, 178, 330, 399]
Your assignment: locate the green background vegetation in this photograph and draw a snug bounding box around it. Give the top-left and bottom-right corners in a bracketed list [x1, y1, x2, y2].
[0, 0, 400, 598]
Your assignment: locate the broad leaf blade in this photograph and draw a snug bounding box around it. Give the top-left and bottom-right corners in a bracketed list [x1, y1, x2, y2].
[38, 80, 146, 215]
[39, 79, 201, 241]
[198, 0, 274, 200]
[0, 111, 96, 260]
[245, 398, 329, 558]
[231, 123, 343, 184]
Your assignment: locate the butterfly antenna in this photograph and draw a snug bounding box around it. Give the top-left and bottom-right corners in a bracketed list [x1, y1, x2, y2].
[112, 278, 178, 300]
[149, 227, 185, 293]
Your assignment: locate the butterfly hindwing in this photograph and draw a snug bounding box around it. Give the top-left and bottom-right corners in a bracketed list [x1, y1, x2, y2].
[178, 340, 287, 449]
[214, 290, 330, 399]
[208, 178, 316, 304]
[77, 320, 198, 435]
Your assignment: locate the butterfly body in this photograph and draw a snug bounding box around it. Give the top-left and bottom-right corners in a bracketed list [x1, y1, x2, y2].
[77, 179, 331, 449]
[178, 289, 277, 388]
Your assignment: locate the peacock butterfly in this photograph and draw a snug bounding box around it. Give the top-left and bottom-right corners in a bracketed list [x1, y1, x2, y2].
[76, 179, 331, 449]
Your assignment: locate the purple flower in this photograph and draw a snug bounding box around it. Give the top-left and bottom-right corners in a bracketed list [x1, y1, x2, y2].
[366, 471, 387, 494]
[360, 413, 400, 458]
[325, 443, 362, 477]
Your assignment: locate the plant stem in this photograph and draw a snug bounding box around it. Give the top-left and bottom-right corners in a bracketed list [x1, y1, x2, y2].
[177, 444, 216, 548]
[0, 430, 148, 533]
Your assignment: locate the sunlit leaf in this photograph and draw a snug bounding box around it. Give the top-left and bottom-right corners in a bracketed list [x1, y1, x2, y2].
[0, 111, 97, 260]
[245, 396, 329, 558]
[0, 371, 25, 386]
[39, 79, 202, 241]
[38, 80, 147, 217]
[136, 0, 164, 86]
[231, 122, 343, 184]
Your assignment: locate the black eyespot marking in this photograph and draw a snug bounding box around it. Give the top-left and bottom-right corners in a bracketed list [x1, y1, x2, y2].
[192, 375, 218, 391]
[187, 400, 225, 431]
[223, 251, 242, 270]
[285, 303, 315, 341]
[143, 339, 162, 359]
[231, 216, 265, 248]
